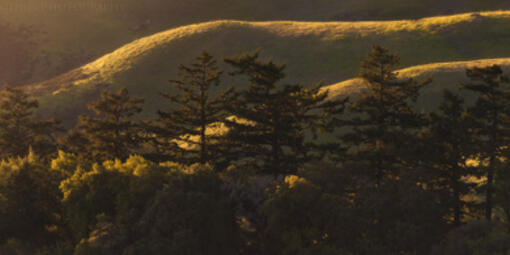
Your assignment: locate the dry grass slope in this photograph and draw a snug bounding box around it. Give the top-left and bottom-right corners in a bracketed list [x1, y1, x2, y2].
[26, 10, 510, 124]
[30, 10, 510, 93]
[324, 57, 510, 109]
[3, 0, 510, 85]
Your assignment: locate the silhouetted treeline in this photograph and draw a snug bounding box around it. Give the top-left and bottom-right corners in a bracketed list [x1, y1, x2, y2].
[2, 46, 510, 255]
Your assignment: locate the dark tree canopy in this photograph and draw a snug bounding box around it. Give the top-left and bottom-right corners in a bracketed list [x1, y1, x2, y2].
[63, 88, 144, 162]
[426, 90, 478, 225]
[461, 65, 510, 221]
[0, 86, 60, 159]
[342, 45, 431, 185]
[2, 47, 510, 255]
[224, 51, 343, 175]
[154, 51, 237, 166]
[0, 156, 63, 246]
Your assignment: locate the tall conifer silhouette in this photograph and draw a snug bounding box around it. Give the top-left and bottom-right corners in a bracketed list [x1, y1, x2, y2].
[63, 88, 144, 162]
[155, 51, 236, 166]
[0, 86, 60, 159]
[342, 45, 430, 185]
[224, 51, 342, 175]
[428, 90, 477, 225]
[461, 65, 510, 221]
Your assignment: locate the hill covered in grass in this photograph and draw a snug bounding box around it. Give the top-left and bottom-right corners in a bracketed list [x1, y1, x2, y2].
[324, 57, 510, 109]
[3, 0, 510, 85]
[24, 11, 510, 125]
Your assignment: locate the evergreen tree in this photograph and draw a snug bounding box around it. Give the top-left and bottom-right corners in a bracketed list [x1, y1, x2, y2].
[155, 51, 236, 165]
[427, 90, 478, 225]
[126, 166, 240, 255]
[224, 51, 343, 175]
[63, 88, 144, 162]
[341, 45, 430, 185]
[0, 154, 64, 246]
[461, 65, 510, 221]
[0, 86, 60, 159]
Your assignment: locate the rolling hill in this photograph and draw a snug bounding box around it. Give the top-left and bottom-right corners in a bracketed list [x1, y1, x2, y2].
[2, 0, 510, 86]
[324, 57, 510, 109]
[23, 11, 510, 125]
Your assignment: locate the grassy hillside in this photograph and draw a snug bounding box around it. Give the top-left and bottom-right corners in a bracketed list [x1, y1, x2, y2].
[324, 57, 510, 110]
[2, 0, 510, 85]
[25, 11, 510, 125]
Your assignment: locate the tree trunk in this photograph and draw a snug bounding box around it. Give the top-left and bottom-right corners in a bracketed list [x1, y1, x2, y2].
[200, 66, 207, 164]
[487, 108, 499, 221]
[453, 166, 461, 225]
[486, 155, 495, 221]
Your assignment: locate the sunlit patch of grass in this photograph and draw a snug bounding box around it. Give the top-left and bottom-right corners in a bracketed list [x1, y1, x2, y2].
[174, 116, 253, 151]
[284, 175, 309, 188]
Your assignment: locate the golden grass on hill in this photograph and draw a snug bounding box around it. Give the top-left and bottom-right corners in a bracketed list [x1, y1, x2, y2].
[28, 10, 510, 96]
[398, 57, 510, 77]
[4, 0, 510, 87]
[323, 57, 510, 101]
[175, 116, 254, 151]
[24, 10, 510, 124]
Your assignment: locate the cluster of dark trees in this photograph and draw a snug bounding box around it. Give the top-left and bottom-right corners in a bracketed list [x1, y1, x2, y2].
[1, 46, 510, 254]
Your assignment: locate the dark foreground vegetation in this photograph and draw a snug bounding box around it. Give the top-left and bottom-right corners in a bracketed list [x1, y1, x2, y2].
[2, 46, 510, 254]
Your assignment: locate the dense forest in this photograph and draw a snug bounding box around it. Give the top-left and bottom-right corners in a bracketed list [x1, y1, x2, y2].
[1, 46, 510, 254]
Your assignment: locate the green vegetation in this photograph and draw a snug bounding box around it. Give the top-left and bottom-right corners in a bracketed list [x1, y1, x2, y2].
[339, 45, 430, 185]
[2, 47, 510, 254]
[223, 51, 343, 175]
[4, 0, 510, 253]
[153, 51, 236, 165]
[427, 90, 478, 225]
[62, 88, 145, 162]
[462, 65, 510, 221]
[0, 86, 59, 159]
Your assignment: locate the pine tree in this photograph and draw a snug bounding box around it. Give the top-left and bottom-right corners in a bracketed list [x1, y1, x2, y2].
[0, 85, 60, 159]
[223, 51, 343, 175]
[427, 90, 478, 225]
[461, 65, 510, 221]
[63, 88, 144, 162]
[342, 45, 430, 185]
[0, 154, 64, 246]
[154, 51, 237, 166]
